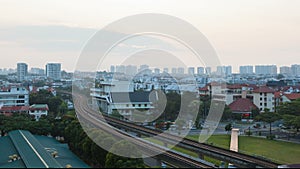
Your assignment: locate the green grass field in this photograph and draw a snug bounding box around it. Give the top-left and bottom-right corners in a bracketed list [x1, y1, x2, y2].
[187, 135, 300, 164]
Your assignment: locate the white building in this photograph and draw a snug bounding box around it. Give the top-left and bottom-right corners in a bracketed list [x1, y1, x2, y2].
[252, 86, 275, 112]
[217, 66, 232, 76]
[0, 86, 29, 107]
[46, 63, 61, 81]
[240, 66, 254, 75]
[30, 68, 45, 75]
[139, 65, 149, 72]
[280, 66, 292, 76]
[177, 67, 185, 75]
[29, 104, 49, 121]
[154, 68, 160, 74]
[17, 63, 28, 82]
[188, 67, 195, 75]
[205, 67, 212, 75]
[197, 67, 205, 75]
[110, 65, 115, 73]
[116, 65, 126, 73]
[291, 64, 300, 76]
[171, 68, 177, 74]
[125, 65, 137, 75]
[163, 68, 169, 73]
[91, 81, 154, 120]
[255, 65, 277, 75]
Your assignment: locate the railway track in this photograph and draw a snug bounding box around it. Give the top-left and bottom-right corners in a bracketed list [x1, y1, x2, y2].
[62, 91, 279, 168]
[73, 94, 215, 168]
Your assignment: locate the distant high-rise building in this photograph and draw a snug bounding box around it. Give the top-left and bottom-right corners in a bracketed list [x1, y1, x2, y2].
[240, 66, 254, 75]
[291, 64, 300, 76]
[17, 63, 28, 81]
[205, 67, 212, 75]
[116, 65, 125, 73]
[46, 63, 61, 80]
[188, 67, 195, 75]
[163, 68, 169, 73]
[125, 65, 137, 75]
[197, 67, 205, 75]
[154, 68, 160, 74]
[30, 68, 45, 75]
[216, 66, 223, 76]
[255, 65, 277, 75]
[177, 67, 185, 75]
[110, 65, 115, 73]
[171, 68, 177, 74]
[225, 66, 232, 76]
[280, 66, 292, 76]
[139, 65, 149, 72]
[216, 66, 232, 76]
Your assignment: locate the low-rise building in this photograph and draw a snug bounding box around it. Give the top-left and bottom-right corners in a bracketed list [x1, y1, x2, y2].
[0, 86, 29, 107]
[91, 81, 155, 120]
[229, 98, 258, 121]
[252, 86, 275, 112]
[29, 104, 49, 121]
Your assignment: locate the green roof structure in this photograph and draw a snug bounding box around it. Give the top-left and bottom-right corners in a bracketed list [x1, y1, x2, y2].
[0, 130, 90, 168]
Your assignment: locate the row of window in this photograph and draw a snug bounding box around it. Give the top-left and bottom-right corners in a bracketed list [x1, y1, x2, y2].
[126, 104, 152, 108]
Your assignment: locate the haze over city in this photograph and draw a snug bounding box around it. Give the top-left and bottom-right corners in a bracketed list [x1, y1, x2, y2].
[1, 1, 300, 168]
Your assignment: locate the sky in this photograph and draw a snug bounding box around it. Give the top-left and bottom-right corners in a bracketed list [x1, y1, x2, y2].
[0, 0, 300, 73]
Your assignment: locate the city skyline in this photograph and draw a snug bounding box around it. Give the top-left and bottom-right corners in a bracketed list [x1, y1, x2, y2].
[2, 62, 300, 76]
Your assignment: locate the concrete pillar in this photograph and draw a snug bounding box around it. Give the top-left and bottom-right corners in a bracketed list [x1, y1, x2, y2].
[230, 128, 239, 152]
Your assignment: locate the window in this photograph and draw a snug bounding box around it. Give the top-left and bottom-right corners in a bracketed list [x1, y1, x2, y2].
[19, 95, 25, 99]
[132, 104, 135, 107]
[138, 104, 141, 107]
[144, 104, 147, 107]
[17, 100, 25, 103]
[264, 103, 267, 107]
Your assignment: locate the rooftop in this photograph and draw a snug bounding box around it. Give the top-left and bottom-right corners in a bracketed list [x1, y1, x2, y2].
[0, 130, 89, 168]
[111, 91, 152, 103]
[253, 86, 275, 93]
[29, 104, 49, 111]
[229, 98, 258, 113]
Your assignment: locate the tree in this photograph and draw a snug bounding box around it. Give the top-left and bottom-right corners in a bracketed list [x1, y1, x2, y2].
[105, 141, 145, 168]
[293, 116, 300, 132]
[277, 99, 300, 116]
[255, 109, 281, 138]
[277, 99, 300, 132]
[225, 123, 232, 133]
[277, 74, 285, 80]
[221, 105, 233, 121]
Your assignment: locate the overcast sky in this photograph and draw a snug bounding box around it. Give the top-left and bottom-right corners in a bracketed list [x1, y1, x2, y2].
[0, 0, 299, 72]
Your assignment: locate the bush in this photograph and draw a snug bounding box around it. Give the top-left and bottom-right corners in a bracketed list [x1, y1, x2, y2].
[266, 135, 276, 140]
[245, 131, 252, 136]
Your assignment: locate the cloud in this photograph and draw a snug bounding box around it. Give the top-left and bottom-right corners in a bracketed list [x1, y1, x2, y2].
[0, 25, 96, 52]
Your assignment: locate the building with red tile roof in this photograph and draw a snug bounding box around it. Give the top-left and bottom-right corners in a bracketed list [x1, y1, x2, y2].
[229, 98, 258, 113]
[253, 86, 275, 93]
[229, 98, 258, 120]
[283, 93, 300, 101]
[0, 106, 30, 115]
